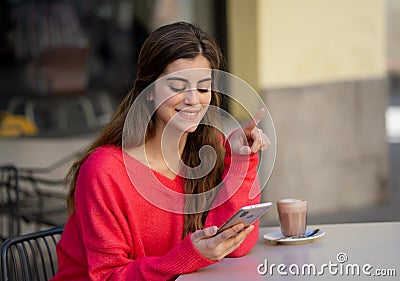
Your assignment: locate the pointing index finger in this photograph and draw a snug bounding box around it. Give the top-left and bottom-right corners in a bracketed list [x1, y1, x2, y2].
[244, 108, 266, 131]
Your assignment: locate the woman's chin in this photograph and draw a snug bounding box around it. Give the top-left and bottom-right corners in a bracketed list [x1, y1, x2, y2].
[185, 125, 199, 133]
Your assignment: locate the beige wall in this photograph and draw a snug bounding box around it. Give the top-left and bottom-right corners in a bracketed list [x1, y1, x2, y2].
[228, 0, 386, 116]
[258, 0, 386, 88]
[387, 0, 400, 74]
[227, 0, 258, 89]
[227, 0, 260, 119]
[227, 0, 389, 223]
[228, 0, 386, 87]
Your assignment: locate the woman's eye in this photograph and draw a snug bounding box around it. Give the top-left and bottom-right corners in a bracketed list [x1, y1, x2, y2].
[197, 88, 210, 93]
[197, 81, 211, 93]
[169, 86, 185, 93]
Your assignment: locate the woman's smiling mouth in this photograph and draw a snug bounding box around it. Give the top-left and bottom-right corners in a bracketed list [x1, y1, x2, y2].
[176, 108, 203, 120]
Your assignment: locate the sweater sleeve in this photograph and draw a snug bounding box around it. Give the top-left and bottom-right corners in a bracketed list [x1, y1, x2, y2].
[204, 138, 262, 257]
[74, 150, 216, 281]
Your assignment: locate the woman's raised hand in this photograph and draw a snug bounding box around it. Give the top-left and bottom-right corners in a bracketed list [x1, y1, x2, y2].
[190, 224, 254, 261]
[228, 108, 271, 155]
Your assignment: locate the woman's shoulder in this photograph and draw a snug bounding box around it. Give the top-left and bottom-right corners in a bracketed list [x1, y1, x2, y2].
[82, 145, 124, 171]
[83, 145, 148, 172]
[90, 145, 122, 159]
[90, 144, 122, 159]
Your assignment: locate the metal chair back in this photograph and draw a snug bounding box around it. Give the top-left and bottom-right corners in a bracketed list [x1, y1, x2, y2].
[0, 164, 67, 241]
[1, 227, 63, 281]
[0, 166, 21, 240]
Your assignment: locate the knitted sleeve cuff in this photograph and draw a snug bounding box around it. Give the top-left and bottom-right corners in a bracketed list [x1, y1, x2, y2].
[126, 234, 218, 280]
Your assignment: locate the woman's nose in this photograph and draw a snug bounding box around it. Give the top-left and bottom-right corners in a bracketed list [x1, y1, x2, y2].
[184, 89, 200, 105]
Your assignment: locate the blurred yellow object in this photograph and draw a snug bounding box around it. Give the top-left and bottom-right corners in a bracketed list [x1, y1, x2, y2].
[0, 112, 38, 137]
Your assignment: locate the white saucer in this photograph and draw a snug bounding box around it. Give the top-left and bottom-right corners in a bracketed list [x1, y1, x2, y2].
[263, 229, 325, 244]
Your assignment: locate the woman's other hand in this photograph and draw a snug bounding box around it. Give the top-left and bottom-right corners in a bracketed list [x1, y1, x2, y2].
[228, 108, 271, 155]
[190, 224, 254, 261]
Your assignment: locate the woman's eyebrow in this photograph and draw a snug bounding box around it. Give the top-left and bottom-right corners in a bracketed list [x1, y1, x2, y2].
[166, 77, 188, 82]
[166, 77, 212, 83]
[198, 77, 212, 83]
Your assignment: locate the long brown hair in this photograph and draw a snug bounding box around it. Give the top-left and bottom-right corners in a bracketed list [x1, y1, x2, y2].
[66, 22, 226, 237]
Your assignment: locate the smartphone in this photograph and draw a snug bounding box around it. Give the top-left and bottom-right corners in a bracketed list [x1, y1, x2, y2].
[215, 202, 273, 236]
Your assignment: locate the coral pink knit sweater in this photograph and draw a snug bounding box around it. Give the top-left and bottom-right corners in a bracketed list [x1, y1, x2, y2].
[51, 144, 260, 281]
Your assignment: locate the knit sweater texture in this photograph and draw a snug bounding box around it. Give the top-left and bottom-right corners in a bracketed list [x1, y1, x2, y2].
[51, 144, 261, 281]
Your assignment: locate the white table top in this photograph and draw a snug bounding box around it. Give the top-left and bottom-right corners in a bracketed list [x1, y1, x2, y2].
[178, 222, 400, 280]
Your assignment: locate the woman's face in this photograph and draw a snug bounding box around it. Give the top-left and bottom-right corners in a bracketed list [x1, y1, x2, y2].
[152, 55, 212, 134]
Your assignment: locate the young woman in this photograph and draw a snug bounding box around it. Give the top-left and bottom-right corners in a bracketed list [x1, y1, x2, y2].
[52, 21, 270, 281]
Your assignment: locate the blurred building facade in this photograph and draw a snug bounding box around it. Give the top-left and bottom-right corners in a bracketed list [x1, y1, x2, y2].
[226, 0, 389, 218]
[0, 0, 227, 134]
[387, 0, 400, 77]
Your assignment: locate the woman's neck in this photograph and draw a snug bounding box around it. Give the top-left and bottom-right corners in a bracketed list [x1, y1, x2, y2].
[126, 118, 190, 179]
[125, 126, 187, 180]
[147, 127, 187, 174]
